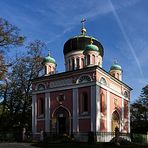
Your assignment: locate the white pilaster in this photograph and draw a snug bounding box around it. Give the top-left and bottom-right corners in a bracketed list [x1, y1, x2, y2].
[79, 57, 81, 69]
[96, 85, 100, 132]
[121, 97, 124, 131]
[91, 85, 100, 132]
[107, 90, 111, 132]
[45, 93, 50, 132]
[72, 88, 79, 132]
[128, 101, 130, 133]
[74, 57, 76, 70]
[32, 94, 37, 134]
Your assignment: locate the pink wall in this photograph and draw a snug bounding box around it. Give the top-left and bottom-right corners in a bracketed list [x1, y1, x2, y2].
[79, 119, 91, 132]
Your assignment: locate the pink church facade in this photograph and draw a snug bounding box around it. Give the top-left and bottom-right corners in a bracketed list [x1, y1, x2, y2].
[32, 21, 132, 141]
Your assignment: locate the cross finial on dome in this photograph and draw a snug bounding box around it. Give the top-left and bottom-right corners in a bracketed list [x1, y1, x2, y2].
[48, 50, 51, 56]
[90, 38, 93, 44]
[81, 18, 87, 35]
[113, 58, 118, 64]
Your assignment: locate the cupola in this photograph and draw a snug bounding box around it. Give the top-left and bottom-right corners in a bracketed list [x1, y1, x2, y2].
[109, 60, 122, 81]
[43, 51, 56, 75]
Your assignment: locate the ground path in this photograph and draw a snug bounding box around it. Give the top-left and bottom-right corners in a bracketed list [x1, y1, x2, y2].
[0, 143, 36, 148]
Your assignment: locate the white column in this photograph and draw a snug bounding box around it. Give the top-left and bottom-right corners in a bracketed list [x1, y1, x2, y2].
[90, 54, 92, 65]
[91, 85, 100, 132]
[107, 90, 111, 132]
[72, 88, 79, 132]
[128, 101, 130, 133]
[74, 57, 76, 70]
[121, 97, 124, 131]
[79, 57, 81, 69]
[32, 94, 37, 134]
[95, 85, 100, 132]
[45, 93, 50, 132]
[70, 58, 72, 71]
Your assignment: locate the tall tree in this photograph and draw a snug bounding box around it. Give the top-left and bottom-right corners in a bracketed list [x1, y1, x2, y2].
[0, 17, 24, 79]
[130, 85, 148, 133]
[0, 40, 45, 130]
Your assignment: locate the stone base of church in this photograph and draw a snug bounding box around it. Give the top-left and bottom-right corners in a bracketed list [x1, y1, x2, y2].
[32, 132, 131, 143]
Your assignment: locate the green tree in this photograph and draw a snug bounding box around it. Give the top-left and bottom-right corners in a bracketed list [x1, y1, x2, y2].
[130, 85, 148, 133]
[0, 40, 45, 130]
[0, 17, 24, 79]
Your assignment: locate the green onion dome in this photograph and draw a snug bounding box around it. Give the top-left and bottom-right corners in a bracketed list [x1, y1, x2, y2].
[43, 52, 56, 64]
[110, 63, 122, 71]
[83, 38, 99, 55]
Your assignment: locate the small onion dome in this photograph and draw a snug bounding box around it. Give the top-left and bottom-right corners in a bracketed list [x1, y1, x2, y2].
[83, 38, 99, 55]
[43, 52, 56, 64]
[110, 63, 122, 71]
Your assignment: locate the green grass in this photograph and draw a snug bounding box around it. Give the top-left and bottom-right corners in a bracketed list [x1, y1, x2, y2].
[32, 142, 148, 148]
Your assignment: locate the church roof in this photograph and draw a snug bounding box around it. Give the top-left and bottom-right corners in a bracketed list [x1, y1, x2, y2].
[63, 19, 104, 56]
[43, 52, 56, 64]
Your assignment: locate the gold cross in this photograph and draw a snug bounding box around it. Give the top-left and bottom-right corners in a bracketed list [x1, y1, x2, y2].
[81, 18, 86, 29]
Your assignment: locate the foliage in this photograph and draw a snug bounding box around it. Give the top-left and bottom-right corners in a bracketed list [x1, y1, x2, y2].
[0, 17, 24, 79]
[0, 17, 24, 49]
[0, 40, 45, 130]
[130, 85, 148, 133]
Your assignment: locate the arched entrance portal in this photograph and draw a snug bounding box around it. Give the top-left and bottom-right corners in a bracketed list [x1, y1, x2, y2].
[53, 107, 70, 135]
[112, 110, 120, 132]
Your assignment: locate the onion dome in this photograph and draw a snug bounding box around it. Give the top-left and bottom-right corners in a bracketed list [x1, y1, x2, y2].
[110, 62, 122, 71]
[43, 51, 56, 64]
[63, 19, 104, 57]
[83, 38, 99, 55]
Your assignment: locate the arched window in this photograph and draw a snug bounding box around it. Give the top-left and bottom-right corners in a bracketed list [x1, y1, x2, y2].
[80, 92, 89, 113]
[100, 77, 107, 85]
[68, 59, 70, 70]
[92, 55, 95, 64]
[124, 91, 128, 98]
[49, 65, 51, 73]
[83, 93, 88, 112]
[112, 111, 120, 132]
[117, 73, 119, 79]
[38, 98, 45, 116]
[81, 58, 84, 68]
[72, 58, 75, 70]
[76, 58, 79, 69]
[100, 93, 105, 113]
[37, 84, 45, 91]
[87, 55, 90, 65]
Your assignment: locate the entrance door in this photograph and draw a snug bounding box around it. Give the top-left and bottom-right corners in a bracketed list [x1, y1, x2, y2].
[53, 107, 70, 135]
[58, 117, 66, 135]
[112, 111, 120, 132]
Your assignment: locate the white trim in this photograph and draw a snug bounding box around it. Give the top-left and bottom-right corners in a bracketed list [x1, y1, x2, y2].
[52, 105, 71, 118]
[91, 85, 96, 132]
[32, 94, 37, 134]
[106, 90, 110, 132]
[45, 93, 50, 132]
[128, 101, 130, 133]
[32, 81, 96, 94]
[73, 88, 79, 132]
[96, 85, 100, 132]
[121, 97, 124, 131]
[78, 116, 91, 119]
[97, 82, 129, 101]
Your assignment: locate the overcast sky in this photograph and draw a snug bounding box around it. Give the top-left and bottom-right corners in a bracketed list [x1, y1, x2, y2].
[0, 0, 147, 102]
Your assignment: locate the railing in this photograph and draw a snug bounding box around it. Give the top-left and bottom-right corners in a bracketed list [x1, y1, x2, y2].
[131, 133, 147, 144]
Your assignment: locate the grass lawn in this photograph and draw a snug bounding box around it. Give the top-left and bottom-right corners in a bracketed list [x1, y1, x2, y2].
[32, 142, 148, 148]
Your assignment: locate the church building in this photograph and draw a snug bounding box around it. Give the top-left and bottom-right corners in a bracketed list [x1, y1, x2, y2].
[32, 20, 132, 141]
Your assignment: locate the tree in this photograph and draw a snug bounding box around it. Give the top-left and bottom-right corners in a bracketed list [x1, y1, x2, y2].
[0, 40, 45, 130]
[0, 17, 24, 49]
[130, 85, 148, 133]
[0, 17, 24, 79]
